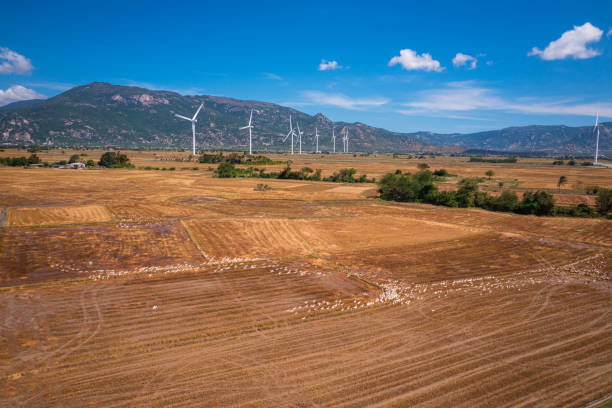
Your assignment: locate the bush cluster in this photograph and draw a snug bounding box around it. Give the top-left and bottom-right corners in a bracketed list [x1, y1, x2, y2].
[469, 156, 518, 163]
[378, 170, 610, 218]
[0, 154, 41, 166]
[98, 151, 134, 168]
[215, 163, 374, 183]
[199, 152, 283, 165]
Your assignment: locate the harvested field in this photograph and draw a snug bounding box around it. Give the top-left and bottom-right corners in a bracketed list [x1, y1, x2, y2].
[5, 205, 112, 227]
[0, 222, 203, 286]
[0, 151, 611, 407]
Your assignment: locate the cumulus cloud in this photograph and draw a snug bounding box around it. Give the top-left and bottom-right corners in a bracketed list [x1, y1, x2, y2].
[298, 91, 388, 110]
[452, 53, 478, 69]
[528, 22, 603, 60]
[0, 85, 46, 106]
[388, 49, 444, 72]
[0, 47, 33, 75]
[400, 81, 612, 118]
[608, 28, 612, 38]
[318, 60, 343, 71]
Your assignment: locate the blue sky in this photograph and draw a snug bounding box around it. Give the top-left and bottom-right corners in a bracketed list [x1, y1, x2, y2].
[1, 0, 611, 133]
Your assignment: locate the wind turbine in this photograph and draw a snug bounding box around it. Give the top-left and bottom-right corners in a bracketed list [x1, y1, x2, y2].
[331, 128, 336, 153]
[240, 109, 254, 155]
[313, 127, 320, 153]
[282, 115, 296, 154]
[175, 103, 204, 156]
[594, 112, 600, 165]
[296, 122, 303, 154]
[343, 128, 349, 153]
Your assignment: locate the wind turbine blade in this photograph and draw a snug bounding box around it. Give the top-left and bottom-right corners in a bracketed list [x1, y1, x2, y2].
[240, 126, 249, 130]
[249, 109, 253, 126]
[192, 103, 204, 120]
[175, 114, 192, 121]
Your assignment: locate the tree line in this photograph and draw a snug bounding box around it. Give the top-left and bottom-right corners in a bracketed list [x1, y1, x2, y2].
[377, 169, 611, 218]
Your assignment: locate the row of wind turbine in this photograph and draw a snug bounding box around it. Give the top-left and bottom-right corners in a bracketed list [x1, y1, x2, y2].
[175, 104, 352, 156]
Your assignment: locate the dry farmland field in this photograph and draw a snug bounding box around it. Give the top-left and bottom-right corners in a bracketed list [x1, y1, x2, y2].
[1, 149, 611, 407]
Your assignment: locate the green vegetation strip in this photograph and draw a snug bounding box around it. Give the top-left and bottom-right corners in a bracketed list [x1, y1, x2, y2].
[377, 169, 612, 219]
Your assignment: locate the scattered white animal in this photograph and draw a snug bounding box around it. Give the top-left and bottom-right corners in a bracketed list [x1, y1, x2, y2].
[152, 305, 158, 311]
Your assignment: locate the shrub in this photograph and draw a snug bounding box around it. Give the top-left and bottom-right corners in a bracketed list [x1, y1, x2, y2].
[217, 162, 237, 178]
[254, 183, 271, 191]
[492, 190, 519, 212]
[68, 154, 81, 163]
[518, 191, 555, 216]
[98, 151, 133, 168]
[0, 156, 32, 166]
[596, 188, 612, 216]
[27, 154, 41, 165]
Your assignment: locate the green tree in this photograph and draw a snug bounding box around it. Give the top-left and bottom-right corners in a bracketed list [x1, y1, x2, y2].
[68, 154, 81, 163]
[456, 178, 480, 207]
[519, 191, 555, 216]
[492, 190, 519, 212]
[216, 162, 237, 178]
[595, 188, 612, 216]
[98, 151, 132, 168]
[27, 154, 41, 164]
[417, 163, 430, 170]
[557, 176, 567, 192]
[485, 170, 495, 180]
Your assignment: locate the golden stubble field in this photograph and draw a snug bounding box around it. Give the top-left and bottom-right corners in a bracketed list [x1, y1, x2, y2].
[0, 150, 611, 407]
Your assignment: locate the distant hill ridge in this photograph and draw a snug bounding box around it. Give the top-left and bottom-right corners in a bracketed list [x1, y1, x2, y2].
[0, 82, 608, 155]
[0, 82, 447, 153]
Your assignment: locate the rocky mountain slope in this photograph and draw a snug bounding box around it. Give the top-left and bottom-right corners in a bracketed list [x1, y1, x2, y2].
[0, 82, 447, 153]
[412, 124, 610, 155]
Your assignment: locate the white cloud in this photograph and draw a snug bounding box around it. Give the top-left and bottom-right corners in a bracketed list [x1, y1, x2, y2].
[607, 28, 612, 38]
[452, 53, 478, 69]
[528, 22, 603, 60]
[0, 47, 33, 75]
[263, 72, 283, 80]
[297, 91, 388, 110]
[0, 85, 46, 106]
[388, 49, 444, 72]
[400, 81, 612, 118]
[318, 60, 343, 71]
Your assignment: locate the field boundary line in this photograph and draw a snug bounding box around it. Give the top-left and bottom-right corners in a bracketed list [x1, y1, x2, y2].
[578, 392, 612, 408]
[102, 205, 118, 221]
[179, 219, 209, 260]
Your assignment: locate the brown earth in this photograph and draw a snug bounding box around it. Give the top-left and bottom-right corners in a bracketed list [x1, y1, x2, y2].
[0, 150, 611, 407]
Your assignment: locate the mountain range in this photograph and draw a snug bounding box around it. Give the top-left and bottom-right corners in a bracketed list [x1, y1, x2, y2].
[0, 82, 608, 155]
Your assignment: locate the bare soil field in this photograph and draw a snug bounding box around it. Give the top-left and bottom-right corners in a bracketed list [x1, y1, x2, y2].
[0, 151, 611, 407]
[5, 205, 112, 227]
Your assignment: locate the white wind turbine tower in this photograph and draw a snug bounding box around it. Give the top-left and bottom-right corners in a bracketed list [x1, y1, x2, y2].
[343, 128, 349, 153]
[240, 109, 254, 155]
[593, 112, 600, 165]
[296, 122, 304, 154]
[282, 115, 296, 154]
[331, 127, 336, 153]
[175, 103, 204, 156]
[313, 127, 320, 153]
